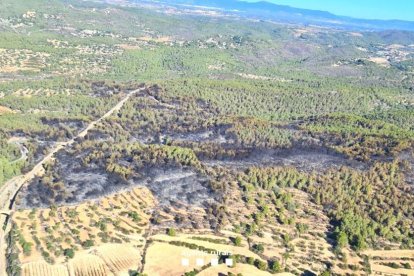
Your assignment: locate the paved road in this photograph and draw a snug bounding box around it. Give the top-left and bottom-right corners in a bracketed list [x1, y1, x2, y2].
[0, 88, 142, 275]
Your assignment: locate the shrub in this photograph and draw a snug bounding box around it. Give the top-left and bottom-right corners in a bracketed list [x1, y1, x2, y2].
[255, 259, 267, 271]
[82, 239, 95, 248]
[234, 236, 242, 246]
[167, 228, 176, 236]
[269, 259, 282, 273]
[252, 243, 264, 254]
[64, 248, 75, 259]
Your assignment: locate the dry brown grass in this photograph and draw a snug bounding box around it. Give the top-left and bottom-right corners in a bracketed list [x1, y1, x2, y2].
[144, 241, 213, 276]
[363, 249, 414, 276]
[68, 253, 110, 276]
[223, 186, 336, 275]
[11, 187, 155, 276]
[368, 57, 390, 67]
[371, 263, 414, 276]
[118, 44, 141, 50]
[137, 36, 173, 43]
[94, 243, 142, 274]
[12, 88, 73, 97]
[151, 233, 262, 260]
[22, 261, 69, 276]
[0, 105, 15, 114]
[199, 263, 293, 276]
[13, 177, 410, 276]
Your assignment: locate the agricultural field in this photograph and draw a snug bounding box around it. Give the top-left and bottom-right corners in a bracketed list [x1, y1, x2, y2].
[1, 0, 414, 276]
[9, 187, 154, 275]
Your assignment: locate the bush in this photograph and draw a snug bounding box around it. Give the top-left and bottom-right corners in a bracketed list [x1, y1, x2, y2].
[246, 257, 254, 265]
[127, 211, 141, 222]
[22, 242, 33, 256]
[270, 260, 281, 273]
[252, 243, 264, 254]
[234, 236, 242, 246]
[64, 248, 75, 259]
[255, 259, 267, 271]
[403, 263, 412, 269]
[82, 239, 95, 248]
[167, 228, 176, 237]
[128, 270, 147, 276]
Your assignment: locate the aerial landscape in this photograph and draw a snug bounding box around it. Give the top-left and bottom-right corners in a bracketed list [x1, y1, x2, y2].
[0, 0, 414, 275]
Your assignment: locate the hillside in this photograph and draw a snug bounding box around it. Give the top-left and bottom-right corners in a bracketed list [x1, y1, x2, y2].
[0, 0, 413, 275]
[140, 0, 414, 31]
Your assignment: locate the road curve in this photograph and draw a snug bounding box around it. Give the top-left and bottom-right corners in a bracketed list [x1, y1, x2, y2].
[8, 138, 29, 165]
[0, 88, 143, 275]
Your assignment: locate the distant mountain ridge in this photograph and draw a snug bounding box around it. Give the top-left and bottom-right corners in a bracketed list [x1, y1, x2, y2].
[142, 0, 414, 31]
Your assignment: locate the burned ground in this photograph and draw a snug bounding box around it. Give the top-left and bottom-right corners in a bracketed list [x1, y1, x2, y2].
[17, 145, 218, 211]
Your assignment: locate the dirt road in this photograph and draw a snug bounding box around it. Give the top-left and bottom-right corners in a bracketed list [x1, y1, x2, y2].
[8, 138, 29, 164]
[0, 88, 142, 275]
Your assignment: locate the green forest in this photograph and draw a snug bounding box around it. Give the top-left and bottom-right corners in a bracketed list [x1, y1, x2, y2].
[0, 0, 414, 275]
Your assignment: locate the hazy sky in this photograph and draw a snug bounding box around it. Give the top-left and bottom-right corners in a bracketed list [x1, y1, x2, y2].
[243, 0, 414, 21]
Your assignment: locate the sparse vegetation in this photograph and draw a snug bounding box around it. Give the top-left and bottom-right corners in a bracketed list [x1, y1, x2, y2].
[2, 0, 414, 276]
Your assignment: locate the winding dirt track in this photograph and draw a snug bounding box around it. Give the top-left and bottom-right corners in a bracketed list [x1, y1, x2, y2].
[8, 138, 29, 165]
[0, 88, 143, 275]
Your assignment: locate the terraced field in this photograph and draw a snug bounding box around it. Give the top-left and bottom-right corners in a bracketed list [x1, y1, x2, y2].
[10, 187, 154, 275]
[364, 250, 414, 276]
[1, 0, 414, 275]
[0, 49, 49, 73]
[68, 254, 109, 276]
[22, 261, 69, 276]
